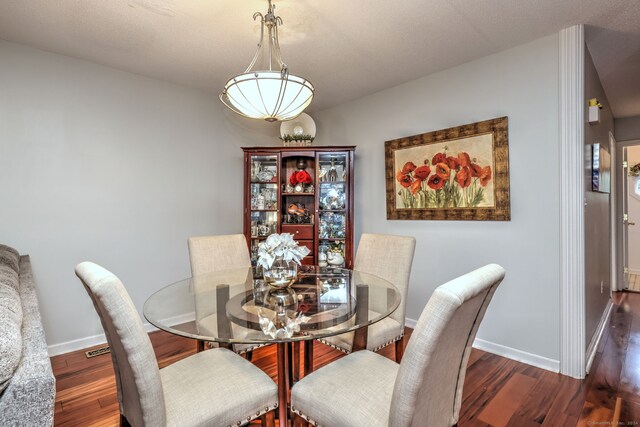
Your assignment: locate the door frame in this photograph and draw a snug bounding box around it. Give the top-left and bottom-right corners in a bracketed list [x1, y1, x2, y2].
[616, 138, 640, 291]
[610, 132, 617, 292]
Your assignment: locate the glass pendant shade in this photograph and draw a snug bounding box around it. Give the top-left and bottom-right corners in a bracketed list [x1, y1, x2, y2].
[220, 1, 314, 122]
[222, 72, 314, 122]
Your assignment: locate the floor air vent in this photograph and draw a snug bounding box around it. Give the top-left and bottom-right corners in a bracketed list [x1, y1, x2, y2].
[85, 346, 110, 358]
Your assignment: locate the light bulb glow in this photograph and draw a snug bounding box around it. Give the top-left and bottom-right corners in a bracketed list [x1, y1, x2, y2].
[221, 71, 314, 122]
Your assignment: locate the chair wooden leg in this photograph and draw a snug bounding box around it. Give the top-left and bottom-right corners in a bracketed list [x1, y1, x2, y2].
[196, 340, 205, 352]
[304, 340, 314, 376]
[293, 341, 300, 382]
[395, 338, 404, 363]
[293, 413, 310, 427]
[120, 414, 131, 427]
[287, 342, 294, 384]
[261, 410, 275, 427]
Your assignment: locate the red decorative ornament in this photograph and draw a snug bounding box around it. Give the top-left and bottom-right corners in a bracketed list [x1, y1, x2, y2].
[290, 170, 312, 185]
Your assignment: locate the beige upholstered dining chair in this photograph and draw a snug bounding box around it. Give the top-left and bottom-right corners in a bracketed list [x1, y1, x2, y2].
[188, 234, 267, 357]
[291, 263, 506, 427]
[188, 234, 252, 276]
[76, 262, 278, 427]
[318, 233, 416, 362]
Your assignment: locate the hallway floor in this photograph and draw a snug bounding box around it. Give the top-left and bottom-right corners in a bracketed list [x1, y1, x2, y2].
[577, 291, 640, 424]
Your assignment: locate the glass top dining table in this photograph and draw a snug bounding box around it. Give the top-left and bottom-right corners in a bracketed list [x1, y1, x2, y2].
[143, 265, 400, 425]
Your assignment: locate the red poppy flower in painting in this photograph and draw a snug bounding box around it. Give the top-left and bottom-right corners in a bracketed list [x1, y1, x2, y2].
[410, 178, 422, 194]
[427, 174, 445, 190]
[397, 173, 413, 188]
[470, 163, 482, 178]
[413, 165, 431, 180]
[401, 162, 417, 174]
[456, 166, 472, 188]
[446, 156, 461, 170]
[479, 166, 492, 186]
[458, 152, 471, 167]
[435, 163, 451, 180]
[432, 153, 447, 166]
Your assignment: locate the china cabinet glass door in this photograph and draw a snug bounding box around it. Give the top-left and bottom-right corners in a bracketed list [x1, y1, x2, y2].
[248, 154, 279, 265]
[317, 152, 349, 268]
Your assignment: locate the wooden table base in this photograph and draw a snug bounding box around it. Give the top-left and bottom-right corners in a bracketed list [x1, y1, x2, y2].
[276, 342, 290, 426]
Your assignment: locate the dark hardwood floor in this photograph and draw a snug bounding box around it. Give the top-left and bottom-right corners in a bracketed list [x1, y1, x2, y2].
[51, 292, 640, 426]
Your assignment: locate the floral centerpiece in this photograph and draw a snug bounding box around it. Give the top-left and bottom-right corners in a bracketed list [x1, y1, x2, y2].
[257, 233, 311, 269]
[258, 233, 311, 288]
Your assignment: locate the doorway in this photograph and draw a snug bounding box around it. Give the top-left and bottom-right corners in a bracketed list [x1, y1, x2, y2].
[621, 142, 640, 292]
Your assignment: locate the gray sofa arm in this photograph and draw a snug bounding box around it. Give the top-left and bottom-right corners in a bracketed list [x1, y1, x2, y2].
[0, 256, 55, 426]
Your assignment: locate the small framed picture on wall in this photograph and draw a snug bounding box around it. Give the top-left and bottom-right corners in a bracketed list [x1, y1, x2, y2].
[592, 143, 611, 193]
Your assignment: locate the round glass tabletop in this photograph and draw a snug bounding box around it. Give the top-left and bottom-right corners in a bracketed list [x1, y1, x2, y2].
[143, 266, 400, 344]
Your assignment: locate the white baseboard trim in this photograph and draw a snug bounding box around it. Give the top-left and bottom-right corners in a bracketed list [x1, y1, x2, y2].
[629, 268, 640, 275]
[48, 332, 109, 357]
[585, 300, 613, 374]
[48, 312, 195, 357]
[472, 338, 560, 373]
[50, 312, 562, 373]
[404, 317, 560, 373]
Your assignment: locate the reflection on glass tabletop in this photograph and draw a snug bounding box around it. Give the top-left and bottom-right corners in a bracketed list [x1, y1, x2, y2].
[143, 266, 400, 344]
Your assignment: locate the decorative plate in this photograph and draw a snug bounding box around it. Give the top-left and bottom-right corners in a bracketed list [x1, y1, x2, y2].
[280, 113, 316, 139]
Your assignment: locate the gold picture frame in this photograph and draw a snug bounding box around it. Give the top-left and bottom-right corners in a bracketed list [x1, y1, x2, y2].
[385, 116, 510, 221]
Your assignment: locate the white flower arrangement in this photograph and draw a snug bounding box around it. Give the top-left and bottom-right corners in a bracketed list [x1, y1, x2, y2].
[257, 233, 311, 269]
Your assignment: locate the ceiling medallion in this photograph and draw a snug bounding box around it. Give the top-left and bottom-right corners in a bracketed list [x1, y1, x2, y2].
[220, 0, 314, 122]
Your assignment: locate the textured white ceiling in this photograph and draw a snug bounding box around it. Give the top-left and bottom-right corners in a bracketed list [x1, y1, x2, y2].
[0, 0, 638, 117]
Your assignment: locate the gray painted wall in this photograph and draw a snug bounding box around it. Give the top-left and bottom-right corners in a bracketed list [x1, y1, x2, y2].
[583, 46, 613, 347]
[312, 34, 561, 361]
[0, 33, 580, 366]
[616, 116, 640, 142]
[0, 39, 276, 347]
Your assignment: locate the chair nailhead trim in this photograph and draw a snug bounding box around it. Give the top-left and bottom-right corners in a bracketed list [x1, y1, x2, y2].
[370, 334, 404, 353]
[292, 407, 320, 426]
[316, 338, 351, 354]
[229, 404, 278, 427]
[206, 341, 268, 355]
[317, 334, 404, 354]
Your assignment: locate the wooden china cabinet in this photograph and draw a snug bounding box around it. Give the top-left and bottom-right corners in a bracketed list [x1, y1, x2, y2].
[242, 146, 355, 269]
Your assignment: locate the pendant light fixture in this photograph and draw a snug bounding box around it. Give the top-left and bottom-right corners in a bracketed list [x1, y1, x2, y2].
[220, 0, 314, 122]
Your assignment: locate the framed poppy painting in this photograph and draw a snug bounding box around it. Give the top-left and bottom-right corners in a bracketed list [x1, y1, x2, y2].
[385, 116, 510, 221]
